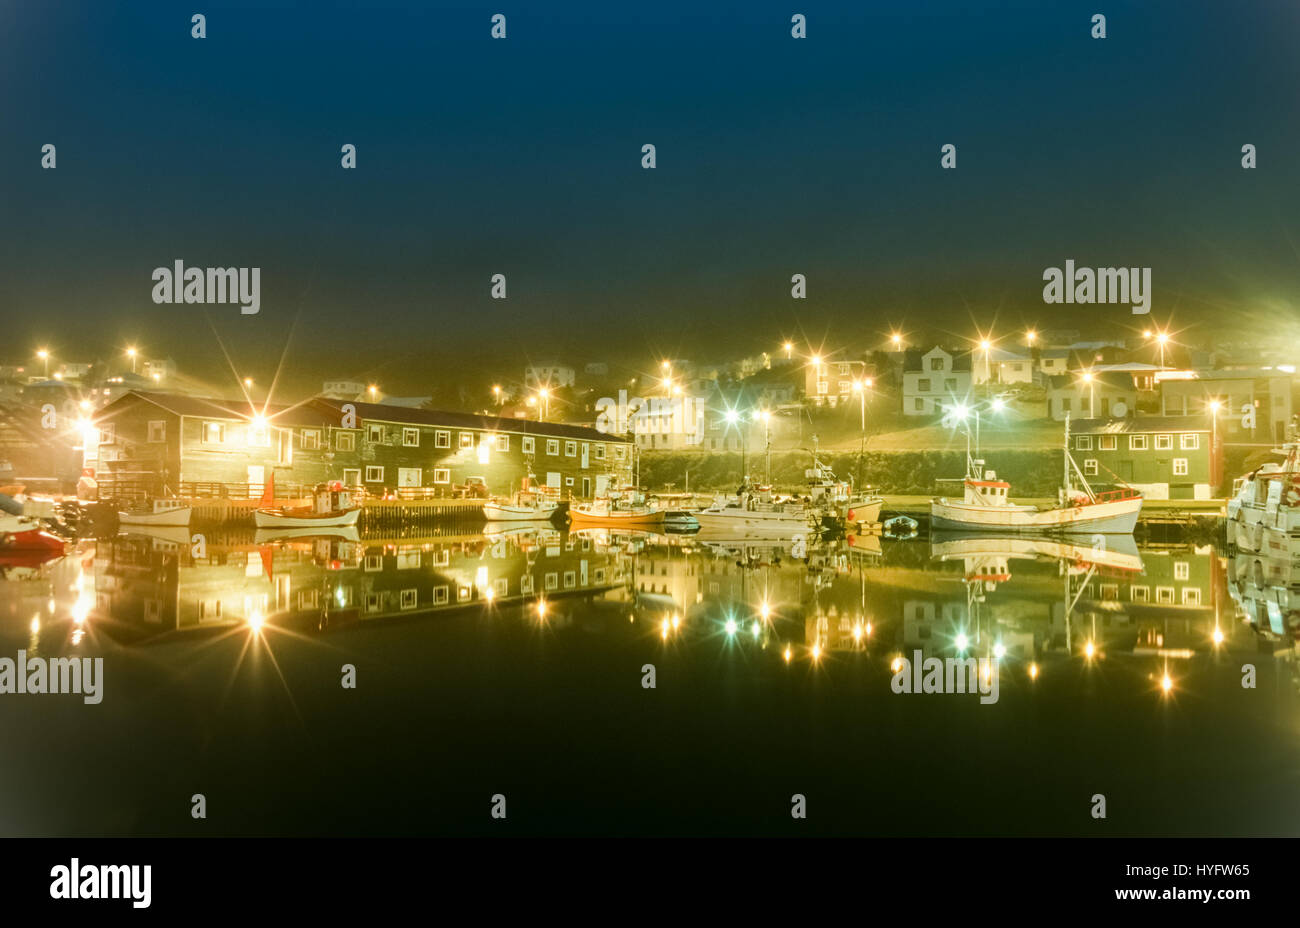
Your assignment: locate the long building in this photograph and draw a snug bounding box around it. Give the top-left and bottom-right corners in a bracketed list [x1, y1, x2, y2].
[88, 390, 633, 501]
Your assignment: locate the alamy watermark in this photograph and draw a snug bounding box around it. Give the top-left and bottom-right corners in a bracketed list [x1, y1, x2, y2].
[891, 650, 999, 704]
[1042, 260, 1150, 314]
[0, 650, 103, 704]
[151, 259, 260, 314]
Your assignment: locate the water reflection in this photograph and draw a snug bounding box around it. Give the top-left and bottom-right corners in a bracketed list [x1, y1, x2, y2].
[3, 525, 1297, 686]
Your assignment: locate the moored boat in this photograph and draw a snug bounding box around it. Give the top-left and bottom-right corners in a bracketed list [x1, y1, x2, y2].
[255, 481, 361, 529]
[118, 498, 192, 527]
[484, 479, 562, 521]
[1227, 434, 1300, 563]
[930, 414, 1143, 534]
[568, 487, 664, 526]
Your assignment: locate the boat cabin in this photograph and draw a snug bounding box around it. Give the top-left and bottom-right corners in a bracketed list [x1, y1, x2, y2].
[314, 482, 354, 514]
[963, 470, 1012, 507]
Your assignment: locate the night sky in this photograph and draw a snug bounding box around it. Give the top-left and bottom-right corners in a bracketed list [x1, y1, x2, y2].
[2, 0, 1299, 396]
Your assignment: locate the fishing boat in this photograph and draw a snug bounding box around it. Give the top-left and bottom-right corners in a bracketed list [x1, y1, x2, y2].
[483, 477, 562, 521]
[694, 488, 815, 538]
[118, 498, 192, 527]
[568, 487, 664, 526]
[1227, 434, 1300, 563]
[930, 414, 1143, 534]
[805, 454, 884, 526]
[254, 480, 361, 529]
[0, 512, 66, 555]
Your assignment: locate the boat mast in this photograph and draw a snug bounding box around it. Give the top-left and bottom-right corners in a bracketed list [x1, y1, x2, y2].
[1063, 413, 1070, 495]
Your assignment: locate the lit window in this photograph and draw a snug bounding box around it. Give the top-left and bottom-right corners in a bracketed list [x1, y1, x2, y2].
[522, 436, 535, 454]
[495, 434, 509, 451]
[1099, 435, 1117, 451]
[459, 432, 475, 449]
[546, 439, 560, 455]
[201, 422, 225, 444]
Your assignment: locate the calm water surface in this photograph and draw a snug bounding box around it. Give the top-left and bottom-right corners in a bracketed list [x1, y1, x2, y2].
[2, 526, 1298, 836]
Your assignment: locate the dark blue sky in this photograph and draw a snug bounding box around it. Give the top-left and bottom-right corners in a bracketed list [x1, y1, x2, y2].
[2, 0, 1298, 394]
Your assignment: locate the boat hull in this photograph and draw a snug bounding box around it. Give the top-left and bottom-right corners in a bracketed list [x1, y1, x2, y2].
[844, 498, 884, 525]
[118, 508, 192, 527]
[568, 509, 664, 526]
[254, 507, 362, 529]
[929, 496, 1142, 534]
[483, 502, 560, 521]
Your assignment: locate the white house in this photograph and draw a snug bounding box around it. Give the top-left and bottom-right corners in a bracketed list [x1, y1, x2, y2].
[524, 363, 576, 389]
[902, 348, 973, 416]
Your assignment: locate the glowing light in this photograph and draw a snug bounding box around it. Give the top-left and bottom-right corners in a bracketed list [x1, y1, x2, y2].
[751, 621, 761, 639]
[29, 616, 39, 634]
[759, 601, 771, 621]
[810, 354, 822, 367]
[724, 617, 738, 636]
[1084, 640, 1096, 659]
[535, 599, 548, 619]
[78, 400, 91, 412]
[865, 621, 872, 636]
[1161, 673, 1174, 694]
[991, 397, 1006, 412]
[979, 339, 992, 351]
[993, 642, 1006, 659]
[783, 646, 793, 663]
[1209, 400, 1222, 414]
[949, 403, 969, 422]
[243, 377, 253, 388]
[890, 655, 904, 673]
[1026, 329, 1037, 344]
[890, 333, 902, 346]
[724, 409, 739, 425]
[1029, 662, 1039, 680]
[126, 347, 137, 358]
[811, 643, 822, 660]
[852, 624, 863, 642]
[660, 618, 670, 639]
[1081, 371, 1094, 383]
[248, 610, 265, 632]
[955, 632, 969, 651]
[1156, 332, 1169, 345]
[251, 414, 269, 430]
[1212, 626, 1224, 645]
[671, 613, 680, 630]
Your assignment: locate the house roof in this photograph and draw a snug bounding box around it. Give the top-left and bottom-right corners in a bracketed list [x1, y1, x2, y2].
[1071, 415, 1211, 434]
[903, 348, 972, 373]
[97, 391, 629, 443]
[1046, 372, 1135, 391]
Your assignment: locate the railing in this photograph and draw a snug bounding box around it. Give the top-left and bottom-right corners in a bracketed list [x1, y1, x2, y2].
[1093, 487, 1143, 503]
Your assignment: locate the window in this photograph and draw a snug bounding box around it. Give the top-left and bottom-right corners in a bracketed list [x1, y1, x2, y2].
[1154, 434, 1173, 450]
[400, 589, 418, 611]
[459, 432, 474, 449]
[403, 428, 420, 447]
[594, 443, 605, 460]
[522, 436, 535, 454]
[435, 429, 451, 449]
[944, 378, 957, 391]
[1129, 435, 1148, 450]
[99, 424, 115, 445]
[1130, 585, 1150, 602]
[433, 468, 451, 484]
[817, 381, 829, 394]
[838, 381, 851, 394]
[1156, 586, 1175, 604]
[614, 444, 626, 460]
[1099, 435, 1117, 451]
[917, 378, 931, 392]
[365, 466, 384, 482]
[838, 363, 850, 375]
[546, 439, 560, 455]
[1075, 436, 1092, 451]
[147, 420, 166, 443]
[914, 398, 925, 410]
[300, 429, 321, 450]
[1181, 588, 1202, 606]
[565, 440, 577, 457]
[495, 434, 509, 452]
[1174, 561, 1189, 580]
[1084, 459, 1098, 476]
[1061, 398, 1072, 412]
[433, 585, 449, 605]
[1173, 458, 1188, 476]
[1180, 433, 1199, 450]
[929, 357, 943, 370]
[201, 421, 225, 444]
[335, 431, 355, 452]
[367, 424, 385, 443]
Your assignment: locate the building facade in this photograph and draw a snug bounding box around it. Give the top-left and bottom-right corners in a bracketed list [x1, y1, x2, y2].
[902, 348, 972, 416]
[89, 391, 632, 502]
[805, 359, 867, 407]
[1070, 416, 1215, 499]
[1157, 368, 1294, 443]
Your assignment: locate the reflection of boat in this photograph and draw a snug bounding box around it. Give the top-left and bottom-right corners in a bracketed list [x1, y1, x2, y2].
[255, 481, 361, 529]
[482, 522, 548, 539]
[931, 414, 1142, 533]
[120, 525, 191, 548]
[1227, 436, 1300, 562]
[929, 532, 1143, 573]
[118, 499, 192, 526]
[844, 532, 882, 556]
[254, 526, 361, 544]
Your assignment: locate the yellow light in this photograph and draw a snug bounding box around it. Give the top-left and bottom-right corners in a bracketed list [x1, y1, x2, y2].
[890, 655, 904, 673]
[759, 601, 770, 621]
[1029, 662, 1039, 680]
[670, 613, 680, 630]
[37, 349, 48, 359]
[539, 387, 550, 399]
[661, 377, 672, 388]
[979, 339, 991, 351]
[1143, 329, 1153, 338]
[248, 610, 265, 632]
[251, 414, 269, 430]
[811, 644, 822, 660]
[1026, 330, 1037, 344]
[783, 646, 793, 663]
[1156, 332, 1169, 345]
[810, 354, 821, 366]
[1082, 372, 1093, 383]
[852, 625, 863, 641]
[1209, 400, 1222, 413]
[1084, 640, 1096, 659]
[660, 621, 670, 640]
[661, 360, 670, 371]
[1212, 626, 1224, 645]
[484, 587, 495, 602]
[865, 621, 872, 636]
[890, 333, 902, 345]
[783, 341, 793, 352]
[78, 400, 91, 411]
[29, 616, 39, 634]
[536, 599, 548, 619]
[243, 377, 253, 387]
[1161, 673, 1173, 693]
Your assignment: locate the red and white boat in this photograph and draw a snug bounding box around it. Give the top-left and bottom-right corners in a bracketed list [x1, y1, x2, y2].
[569, 488, 664, 527]
[930, 414, 1143, 534]
[254, 479, 361, 529]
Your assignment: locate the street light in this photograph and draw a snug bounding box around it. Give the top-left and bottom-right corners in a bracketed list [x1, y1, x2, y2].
[538, 387, 550, 421]
[36, 349, 49, 378]
[851, 379, 872, 490]
[1025, 329, 1037, 346]
[1155, 331, 1170, 369]
[126, 346, 138, 373]
[492, 384, 502, 406]
[890, 333, 903, 350]
[1080, 371, 1096, 418]
[782, 341, 793, 359]
[1209, 399, 1223, 493]
[758, 409, 772, 485]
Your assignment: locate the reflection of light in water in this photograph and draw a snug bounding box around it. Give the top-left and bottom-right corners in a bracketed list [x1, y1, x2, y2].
[484, 587, 495, 603]
[783, 646, 793, 663]
[993, 642, 1006, 659]
[335, 587, 346, 606]
[1029, 663, 1039, 680]
[955, 633, 969, 652]
[1084, 641, 1096, 660]
[670, 614, 680, 630]
[660, 619, 670, 639]
[759, 601, 771, 621]
[1161, 671, 1174, 695]
[750, 621, 760, 639]
[890, 655, 903, 672]
[72, 594, 92, 625]
[810, 643, 822, 661]
[71, 628, 84, 646]
[852, 625, 863, 642]
[29, 615, 40, 634]
[724, 618, 737, 636]
[535, 599, 548, 620]
[1212, 626, 1224, 646]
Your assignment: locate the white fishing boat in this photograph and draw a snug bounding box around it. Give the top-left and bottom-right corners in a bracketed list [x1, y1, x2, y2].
[694, 489, 814, 538]
[118, 498, 192, 527]
[254, 481, 361, 529]
[930, 414, 1142, 534]
[805, 454, 884, 525]
[253, 525, 361, 544]
[483, 478, 562, 521]
[1227, 434, 1300, 563]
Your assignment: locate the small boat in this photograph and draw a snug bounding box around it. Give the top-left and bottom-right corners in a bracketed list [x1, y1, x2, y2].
[882, 515, 919, 539]
[569, 488, 664, 526]
[805, 454, 885, 525]
[255, 481, 361, 529]
[695, 488, 814, 537]
[118, 498, 192, 527]
[662, 510, 700, 532]
[254, 525, 361, 544]
[0, 512, 66, 555]
[484, 479, 562, 521]
[930, 414, 1143, 534]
